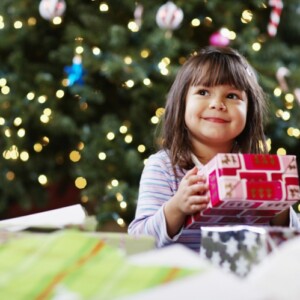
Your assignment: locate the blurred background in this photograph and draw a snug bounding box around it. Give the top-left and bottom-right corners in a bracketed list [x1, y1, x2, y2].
[0, 0, 299, 231]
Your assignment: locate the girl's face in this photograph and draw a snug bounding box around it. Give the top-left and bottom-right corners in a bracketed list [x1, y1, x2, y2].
[184, 84, 248, 152]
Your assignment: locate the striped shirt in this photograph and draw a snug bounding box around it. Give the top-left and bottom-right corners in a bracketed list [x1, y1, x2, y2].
[128, 150, 300, 252]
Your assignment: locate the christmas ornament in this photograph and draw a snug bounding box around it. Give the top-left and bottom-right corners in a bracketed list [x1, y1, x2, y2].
[156, 1, 183, 31]
[276, 66, 290, 92]
[267, 0, 283, 37]
[64, 55, 85, 86]
[134, 4, 144, 28]
[293, 88, 300, 106]
[39, 0, 66, 21]
[209, 30, 230, 47]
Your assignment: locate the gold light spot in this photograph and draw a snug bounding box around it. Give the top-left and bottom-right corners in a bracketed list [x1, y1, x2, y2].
[75, 177, 87, 189]
[38, 175, 48, 185]
[70, 150, 81, 162]
[6, 171, 15, 181]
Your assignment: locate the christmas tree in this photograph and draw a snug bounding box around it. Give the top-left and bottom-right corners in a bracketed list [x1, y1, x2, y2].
[0, 0, 299, 229]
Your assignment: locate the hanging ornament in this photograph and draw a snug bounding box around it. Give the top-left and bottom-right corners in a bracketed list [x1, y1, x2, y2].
[293, 88, 300, 106]
[267, 0, 283, 37]
[276, 66, 290, 92]
[209, 30, 230, 47]
[134, 4, 144, 28]
[64, 55, 85, 86]
[39, 0, 66, 21]
[156, 1, 184, 31]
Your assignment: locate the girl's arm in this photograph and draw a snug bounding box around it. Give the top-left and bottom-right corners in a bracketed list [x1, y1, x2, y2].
[128, 152, 184, 247]
[128, 152, 209, 246]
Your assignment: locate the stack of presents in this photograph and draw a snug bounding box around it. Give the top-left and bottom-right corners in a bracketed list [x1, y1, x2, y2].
[0, 153, 300, 298]
[185, 153, 300, 276]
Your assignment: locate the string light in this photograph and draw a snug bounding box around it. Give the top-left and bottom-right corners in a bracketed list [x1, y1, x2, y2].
[99, 2, 109, 12]
[285, 93, 294, 103]
[203, 17, 212, 26]
[124, 80, 135, 88]
[111, 179, 119, 187]
[1, 86, 10, 95]
[33, 143, 43, 153]
[106, 132, 115, 140]
[26, 92, 35, 101]
[75, 177, 87, 189]
[6, 171, 15, 181]
[117, 217, 126, 227]
[81, 195, 89, 203]
[38, 95, 47, 104]
[116, 192, 123, 201]
[20, 151, 29, 161]
[52, 17, 62, 25]
[92, 47, 101, 55]
[281, 111, 290, 121]
[38, 174, 48, 185]
[98, 152, 106, 160]
[140, 49, 150, 58]
[56, 89, 64, 98]
[3, 145, 19, 160]
[143, 78, 151, 86]
[120, 201, 127, 209]
[42, 136, 50, 146]
[137, 144, 146, 153]
[13, 20, 23, 29]
[124, 56, 132, 64]
[252, 42, 261, 51]
[128, 20, 139, 32]
[241, 10, 253, 23]
[119, 125, 128, 134]
[69, 150, 81, 162]
[27, 17, 37, 26]
[17, 128, 26, 137]
[124, 134, 133, 143]
[277, 148, 286, 155]
[191, 18, 200, 27]
[40, 114, 50, 124]
[151, 116, 159, 124]
[0, 16, 4, 29]
[14, 117, 22, 126]
[0, 78, 7, 86]
[4, 128, 11, 137]
[274, 87, 282, 97]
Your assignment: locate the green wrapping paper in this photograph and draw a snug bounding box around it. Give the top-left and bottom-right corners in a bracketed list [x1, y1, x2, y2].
[0, 230, 195, 299]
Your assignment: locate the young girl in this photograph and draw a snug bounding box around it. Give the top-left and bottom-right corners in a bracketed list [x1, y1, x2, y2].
[128, 46, 300, 252]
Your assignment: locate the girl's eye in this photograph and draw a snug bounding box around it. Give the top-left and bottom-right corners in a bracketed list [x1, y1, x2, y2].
[198, 89, 209, 96]
[227, 93, 240, 100]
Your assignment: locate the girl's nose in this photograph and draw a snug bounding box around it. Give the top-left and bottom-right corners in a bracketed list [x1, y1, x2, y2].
[209, 99, 227, 111]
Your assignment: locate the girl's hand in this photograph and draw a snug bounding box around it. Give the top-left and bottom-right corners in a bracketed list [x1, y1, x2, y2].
[164, 166, 210, 237]
[172, 166, 210, 215]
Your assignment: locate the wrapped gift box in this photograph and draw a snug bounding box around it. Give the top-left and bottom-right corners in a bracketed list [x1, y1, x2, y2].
[185, 154, 300, 228]
[199, 225, 300, 277]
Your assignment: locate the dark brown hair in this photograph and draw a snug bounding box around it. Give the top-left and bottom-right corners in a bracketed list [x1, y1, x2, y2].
[160, 46, 268, 169]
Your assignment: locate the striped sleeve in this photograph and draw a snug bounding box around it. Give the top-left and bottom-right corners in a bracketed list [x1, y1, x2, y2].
[128, 151, 183, 248]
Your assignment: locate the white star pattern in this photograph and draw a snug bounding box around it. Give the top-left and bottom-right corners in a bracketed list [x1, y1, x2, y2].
[235, 256, 249, 277]
[212, 232, 220, 243]
[225, 236, 239, 257]
[199, 248, 208, 260]
[221, 260, 232, 273]
[210, 251, 222, 267]
[243, 231, 259, 251]
[256, 244, 268, 263]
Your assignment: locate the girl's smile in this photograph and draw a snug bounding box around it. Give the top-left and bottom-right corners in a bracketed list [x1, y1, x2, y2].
[184, 84, 248, 152]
